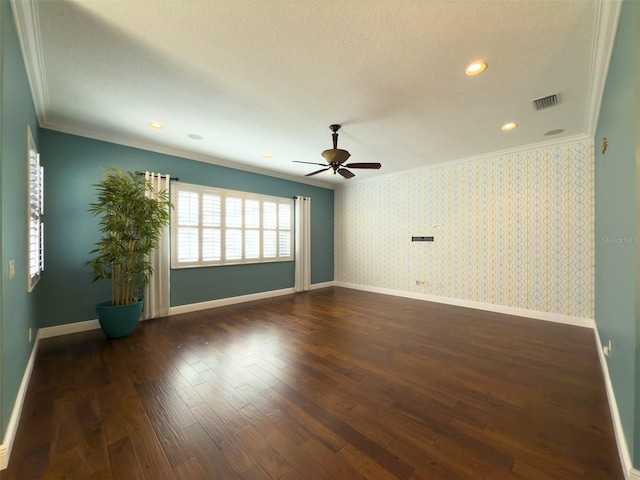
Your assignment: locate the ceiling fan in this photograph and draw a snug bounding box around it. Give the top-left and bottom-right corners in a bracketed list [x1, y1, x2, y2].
[294, 124, 382, 179]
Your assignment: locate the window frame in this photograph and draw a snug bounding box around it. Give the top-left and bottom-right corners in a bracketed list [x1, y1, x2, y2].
[27, 125, 44, 292]
[171, 182, 294, 268]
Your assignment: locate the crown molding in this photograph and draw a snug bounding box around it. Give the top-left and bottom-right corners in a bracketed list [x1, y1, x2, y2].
[12, 0, 619, 192]
[39, 119, 336, 190]
[338, 134, 592, 188]
[10, 0, 336, 191]
[10, 0, 48, 126]
[585, 0, 623, 138]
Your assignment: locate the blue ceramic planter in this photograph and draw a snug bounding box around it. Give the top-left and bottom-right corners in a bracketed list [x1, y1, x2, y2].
[95, 299, 143, 339]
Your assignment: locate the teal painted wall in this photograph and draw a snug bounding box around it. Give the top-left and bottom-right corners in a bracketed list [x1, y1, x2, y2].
[0, 0, 41, 439]
[37, 129, 334, 327]
[594, 0, 639, 467]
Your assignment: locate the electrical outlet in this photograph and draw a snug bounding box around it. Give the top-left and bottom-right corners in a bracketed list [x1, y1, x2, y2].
[8, 260, 15, 280]
[603, 340, 612, 357]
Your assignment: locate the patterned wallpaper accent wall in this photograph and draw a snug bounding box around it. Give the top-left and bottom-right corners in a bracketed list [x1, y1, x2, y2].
[335, 140, 594, 319]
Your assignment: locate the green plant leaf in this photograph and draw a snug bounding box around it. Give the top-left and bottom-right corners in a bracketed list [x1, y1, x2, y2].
[87, 168, 173, 306]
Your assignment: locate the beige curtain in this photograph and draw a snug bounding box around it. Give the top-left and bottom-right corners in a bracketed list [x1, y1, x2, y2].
[294, 196, 311, 292]
[143, 171, 171, 320]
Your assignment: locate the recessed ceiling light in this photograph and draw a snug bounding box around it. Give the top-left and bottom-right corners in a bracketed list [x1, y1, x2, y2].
[465, 60, 487, 76]
[187, 133, 203, 140]
[544, 128, 565, 136]
[149, 122, 165, 130]
[501, 122, 518, 131]
[262, 153, 272, 159]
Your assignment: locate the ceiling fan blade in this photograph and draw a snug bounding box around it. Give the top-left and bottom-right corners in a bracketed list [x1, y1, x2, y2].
[293, 161, 327, 166]
[338, 168, 355, 179]
[306, 167, 331, 177]
[344, 162, 381, 169]
[333, 150, 351, 165]
[296, 125, 383, 179]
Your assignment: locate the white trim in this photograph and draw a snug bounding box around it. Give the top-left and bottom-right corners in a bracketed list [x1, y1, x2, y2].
[171, 183, 294, 269]
[169, 287, 296, 315]
[335, 282, 594, 328]
[10, 0, 48, 126]
[337, 280, 639, 475]
[1, 283, 634, 475]
[169, 283, 335, 316]
[11, 0, 621, 191]
[21, 279, 600, 342]
[37, 284, 337, 339]
[340, 135, 592, 188]
[11, 2, 333, 190]
[0, 336, 40, 470]
[38, 319, 101, 339]
[41, 119, 337, 190]
[593, 327, 634, 480]
[309, 281, 335, 291]
[585, 0, 623, 138]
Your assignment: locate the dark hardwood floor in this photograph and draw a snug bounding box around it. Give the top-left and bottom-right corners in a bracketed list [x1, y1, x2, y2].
[1, 287, 623, 479]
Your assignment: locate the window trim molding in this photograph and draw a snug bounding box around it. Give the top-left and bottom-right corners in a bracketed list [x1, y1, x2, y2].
[171, 182, 294, 269]
[27, 125, 44, 292]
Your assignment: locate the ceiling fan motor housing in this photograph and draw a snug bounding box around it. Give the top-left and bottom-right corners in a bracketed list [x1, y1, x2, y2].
[292, 124, 381, 179]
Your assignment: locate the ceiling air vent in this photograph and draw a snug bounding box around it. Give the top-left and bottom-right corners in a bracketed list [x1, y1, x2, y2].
[532, 93, 560, 111]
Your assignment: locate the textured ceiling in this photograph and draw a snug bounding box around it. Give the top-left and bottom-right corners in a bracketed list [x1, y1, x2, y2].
[13, 0, 620, 187]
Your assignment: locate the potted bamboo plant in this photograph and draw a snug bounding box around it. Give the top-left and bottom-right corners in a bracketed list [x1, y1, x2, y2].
[87, 168, 172, 338]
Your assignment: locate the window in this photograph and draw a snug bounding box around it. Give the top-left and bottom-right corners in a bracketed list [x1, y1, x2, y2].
[171, 182, 293, 268]
[27, 126, 44, 291]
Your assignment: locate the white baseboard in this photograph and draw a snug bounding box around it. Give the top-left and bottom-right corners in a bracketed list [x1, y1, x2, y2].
[38, 318, 101, 339]
[337, 281, 636, 475]
[309, 281, 335, 290]
[594, 327, 636, 480]
[169, 287, 297, 315]
[26, 282, 597, 340]
[0, 283, 334, 469]
[335, 282, 595, 329]
[0, 335, 40, 470]
[35, 284, 337, 340]
[6, 281, 634, 476]
[168, 283, 333, 315]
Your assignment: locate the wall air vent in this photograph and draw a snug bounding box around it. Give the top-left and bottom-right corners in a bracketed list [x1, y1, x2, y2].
[531, 93, 560, 111]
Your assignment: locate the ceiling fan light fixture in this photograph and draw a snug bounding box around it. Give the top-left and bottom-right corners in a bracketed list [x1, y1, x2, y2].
[321, 148, 350, 164]
[293, 124, 381, 179]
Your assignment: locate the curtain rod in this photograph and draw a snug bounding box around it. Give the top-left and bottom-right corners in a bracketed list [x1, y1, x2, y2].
[135, 171, 179, 181]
